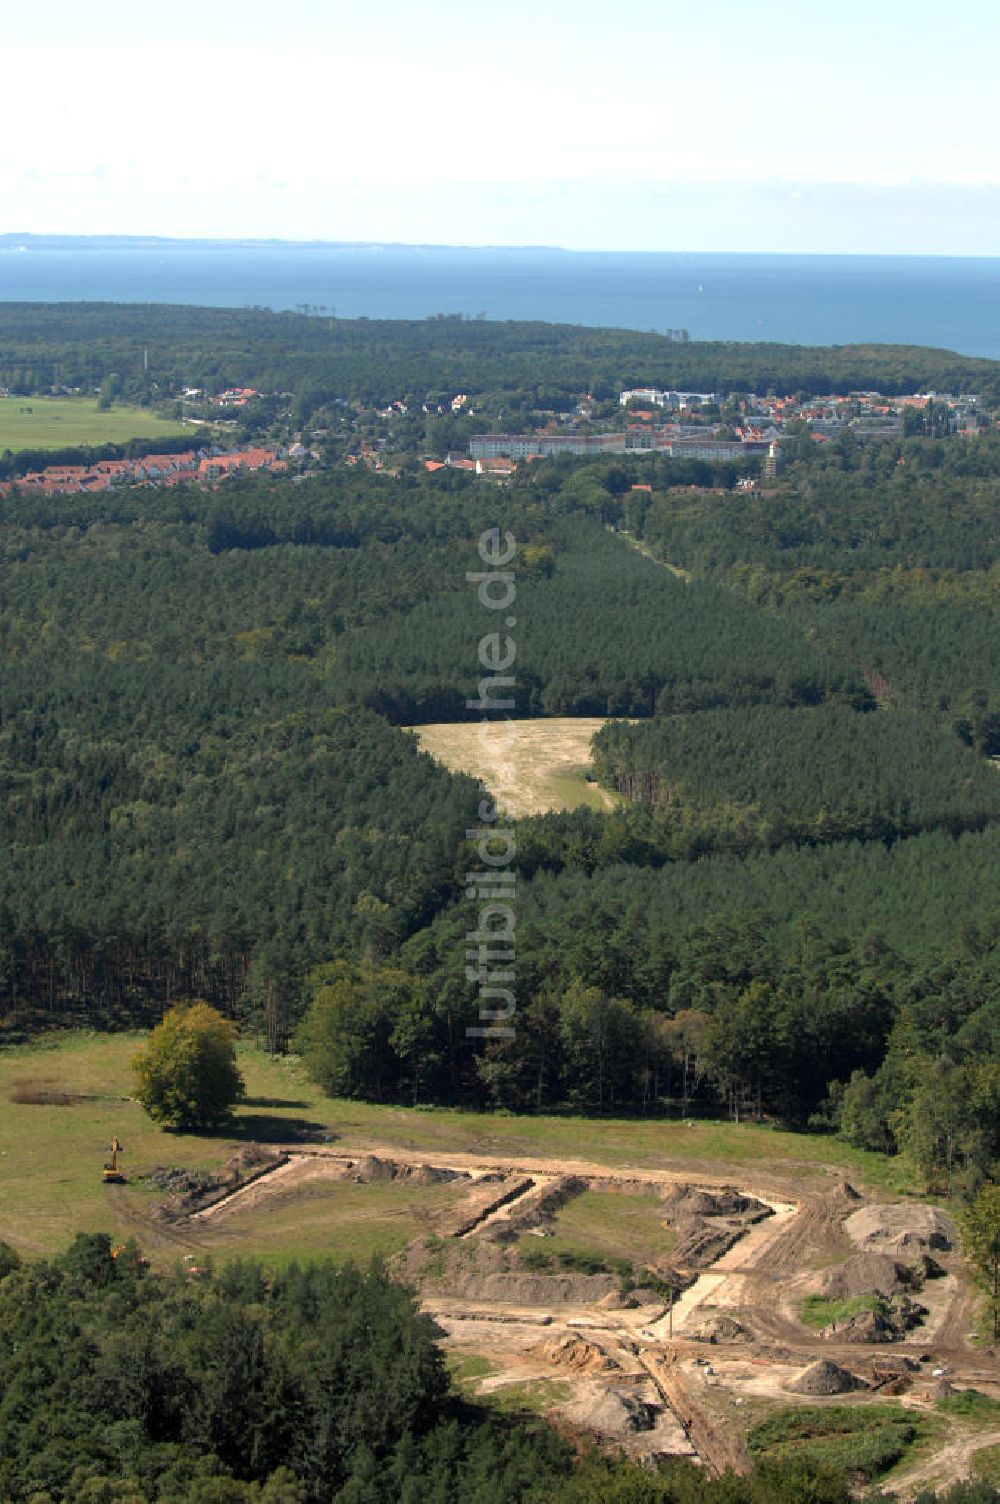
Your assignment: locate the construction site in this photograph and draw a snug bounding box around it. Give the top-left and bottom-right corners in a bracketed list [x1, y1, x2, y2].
[110, 1137, 1000, 1497]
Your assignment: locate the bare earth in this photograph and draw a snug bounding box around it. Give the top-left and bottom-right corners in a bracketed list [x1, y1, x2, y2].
[133, 1140, 1000, 1494]
[411, 718, 621, 817]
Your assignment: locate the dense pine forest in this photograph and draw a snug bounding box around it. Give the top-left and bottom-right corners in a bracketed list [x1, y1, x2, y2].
[2, 302, 1000, 409]
[2, 311, 1000, 1200]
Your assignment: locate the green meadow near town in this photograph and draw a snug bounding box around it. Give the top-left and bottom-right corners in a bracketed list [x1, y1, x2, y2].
[0, 395, 188, 451]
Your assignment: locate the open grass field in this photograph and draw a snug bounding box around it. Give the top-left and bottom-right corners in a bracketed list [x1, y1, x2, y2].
[0, 396, 189, 452]
[0, 1032, 908, 1267]
[202, 1178, 469, 1269]
[518, 1188, 676, 1270]
[412, 718, 622, 817]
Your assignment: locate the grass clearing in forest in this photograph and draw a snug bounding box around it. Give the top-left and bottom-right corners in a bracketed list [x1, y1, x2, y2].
[0, 1032, 908, 1266]
[0, 396, 189, 452]
[411, 718, 622, 817]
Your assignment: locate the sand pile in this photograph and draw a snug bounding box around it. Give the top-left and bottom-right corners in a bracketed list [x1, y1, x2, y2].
[810, 1252, 917, 1300]
[661, 1186, 770, 1220]
[537, 1335, 620, 1374]
[561, 1386, 655, 1437]
[689, 1314, 752, 1344]
[786, 1359, 869, 1395]
[597, 1290, 640, 1310]
[823, 1308, 893, 1343]
[350, 1155, 462, 1186]
[844, 1203, 954, 1255]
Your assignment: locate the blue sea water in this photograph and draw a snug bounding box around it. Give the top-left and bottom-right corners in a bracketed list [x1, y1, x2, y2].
[1, 246, 999, 359]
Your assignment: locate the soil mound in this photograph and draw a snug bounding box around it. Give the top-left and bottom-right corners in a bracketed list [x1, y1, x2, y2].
[452, 1271, 617, 1305]
[491, 1176, 587, 1242]
[786, 1359, 868, 1395]
[143, 1165, 219, 1195]
[810, 1253, 917, 1300]
[561, 1386, 655, 1437]
[151, 1145, 288, 1217]
[628, 1287, 670, 1311]
[690, 1314, 752, 1344]
[844, 1204, 955, 1255]
[670, 1223, 745, 1266]
[597, 1290, 639, 1310]
[865, 1354, 919, 1376]
[824, 1308, 891, 1343]
[350, 1155, 462, 1186]
[538, 1336, 619, 1375]
[407, 1163, 462, 1187]
[661, 1186, 770, 1220]
[522, 1176, 587, 1222]
[662, 1186, 772, 1268]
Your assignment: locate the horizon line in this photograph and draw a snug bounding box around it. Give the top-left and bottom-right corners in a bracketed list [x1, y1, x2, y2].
[4, 233, 1000, 261]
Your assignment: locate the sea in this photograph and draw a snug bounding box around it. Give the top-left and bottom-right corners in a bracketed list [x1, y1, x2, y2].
[1, 246, 999, 358]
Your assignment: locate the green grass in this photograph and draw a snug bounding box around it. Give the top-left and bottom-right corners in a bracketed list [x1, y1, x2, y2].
[0, 396, 189, 452]
[749, 1404, 926, 1484]
[799, 1293, 883, 1330]
[518, 1189, 675, 1271]
[203, 1178, 467, 1269]
[0, 1031, 905, 1267]
[484, 1379, 573, 1415]
[939, 1389, 1000, 1427]
[973, 1443, 1000, 1484]
[543, 769, 617, 812]
[446, 1353, 497, 1394]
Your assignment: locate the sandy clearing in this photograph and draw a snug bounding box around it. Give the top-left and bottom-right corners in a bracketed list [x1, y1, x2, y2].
[410, 718, 623, 817]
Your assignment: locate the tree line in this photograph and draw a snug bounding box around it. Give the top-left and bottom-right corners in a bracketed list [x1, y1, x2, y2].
[590, 705, 1000, 853]
[2, 302, 997, 412]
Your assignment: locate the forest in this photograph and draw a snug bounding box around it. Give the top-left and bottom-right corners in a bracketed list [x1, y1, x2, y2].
[590, 706, 1000, 850]
[2, 318, 1000, 1201]
[2, 302, 1000, 413]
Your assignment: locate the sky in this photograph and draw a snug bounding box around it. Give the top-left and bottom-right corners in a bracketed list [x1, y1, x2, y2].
[3, 0, 999, 254]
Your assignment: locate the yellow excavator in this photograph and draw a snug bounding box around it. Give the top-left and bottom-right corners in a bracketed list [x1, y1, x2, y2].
[102, 1137, 125, 1184]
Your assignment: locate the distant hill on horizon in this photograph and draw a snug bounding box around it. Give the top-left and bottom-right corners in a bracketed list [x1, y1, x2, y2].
[0, 233, 563, 254]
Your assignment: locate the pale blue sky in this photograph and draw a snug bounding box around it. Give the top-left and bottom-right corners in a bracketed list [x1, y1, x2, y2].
[4, 0, 999, 252]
